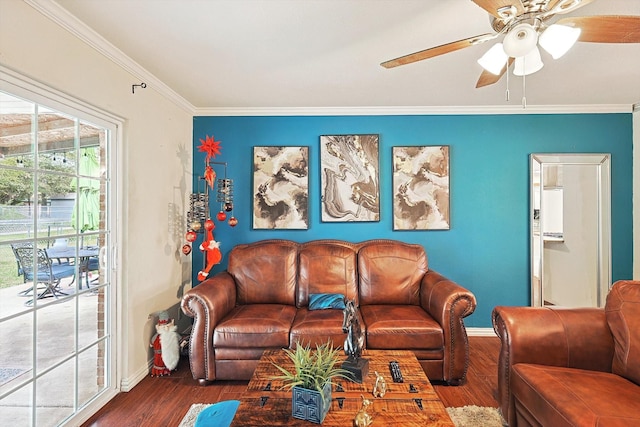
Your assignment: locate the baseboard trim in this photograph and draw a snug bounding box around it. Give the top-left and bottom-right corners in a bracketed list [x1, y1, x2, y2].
[120, 359, 153, 392]
[467, 327, 496, 337]
[120, 327, 494, 390]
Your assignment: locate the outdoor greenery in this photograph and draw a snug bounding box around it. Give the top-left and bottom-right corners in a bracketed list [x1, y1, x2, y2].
[0, 252, 23, 289]
[0, 229, 28, 289]
[0, 155, 75, 205]
[0, 151, 96, 291]
[0, 230, 76, 290]
[0, 206, 27, 221]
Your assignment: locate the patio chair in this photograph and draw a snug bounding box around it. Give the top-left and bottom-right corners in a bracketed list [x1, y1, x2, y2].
[78, 234, 100, 288]
[10, 242, 31, 281]
[12, 246, 76, 306]
[80, 256, 100, 289]
[10, 242, 50, 296]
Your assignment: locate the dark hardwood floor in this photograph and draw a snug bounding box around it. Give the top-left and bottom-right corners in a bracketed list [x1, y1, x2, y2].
[82, 336, 500, 427]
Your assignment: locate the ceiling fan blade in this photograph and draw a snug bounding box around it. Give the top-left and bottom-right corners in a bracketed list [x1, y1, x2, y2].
[545, 0, 595, 15]
[476, 58, 514, 88]
[557, 15, 640, 43]
[381, 33, 493, 68]
[471, 0, 525, 18]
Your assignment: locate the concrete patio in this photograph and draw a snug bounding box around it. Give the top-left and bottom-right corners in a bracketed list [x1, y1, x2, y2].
[0, 277, 104, 427]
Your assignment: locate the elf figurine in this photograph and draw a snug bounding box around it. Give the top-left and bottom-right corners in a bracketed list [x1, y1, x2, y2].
[197, 219, 222, 281]
[150, 311, 180, 376]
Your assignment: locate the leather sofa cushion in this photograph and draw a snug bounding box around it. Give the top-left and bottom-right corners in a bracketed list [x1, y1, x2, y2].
[215, 348, 266, 360]
[298, 241, 358, 307]
[358, 240, 426, 306]
[228, 240, 298, 305]
[290, 308, 347, 349]
[361, 305, 443, 350]
[605, 280, 640, 385]
[512, 363, 640, 426]
[214, 304, 297, 348]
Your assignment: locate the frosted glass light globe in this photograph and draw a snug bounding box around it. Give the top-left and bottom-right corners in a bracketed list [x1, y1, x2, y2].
[503, 23, 539, 58]
[539, 24, 581, 59]
[477, 43, 509, 75]
[513, 47, 544, 76]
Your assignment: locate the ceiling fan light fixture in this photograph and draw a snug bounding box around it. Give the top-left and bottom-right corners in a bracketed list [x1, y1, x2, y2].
[539, 24, 581, 59]
[513, 47, 544, 76]
[503, 23, 539, 57]
[477, 43, 509, 75]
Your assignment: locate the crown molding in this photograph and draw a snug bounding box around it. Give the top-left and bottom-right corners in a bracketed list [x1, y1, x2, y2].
[20, 1, 638, 118]
[195, 104, 634, 117]
[25, 0, 195, 114]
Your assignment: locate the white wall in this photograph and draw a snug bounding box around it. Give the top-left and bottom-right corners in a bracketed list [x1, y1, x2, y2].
[0, 0, 193, 390]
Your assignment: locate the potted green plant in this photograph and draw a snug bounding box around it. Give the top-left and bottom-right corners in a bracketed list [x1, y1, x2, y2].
[271, 340, 350, 424]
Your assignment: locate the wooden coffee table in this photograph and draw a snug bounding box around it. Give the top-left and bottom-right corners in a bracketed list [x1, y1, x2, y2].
[230, 349, 455, 426]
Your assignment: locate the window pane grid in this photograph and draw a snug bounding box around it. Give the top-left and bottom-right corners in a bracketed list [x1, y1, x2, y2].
[0, 88, 112, 426]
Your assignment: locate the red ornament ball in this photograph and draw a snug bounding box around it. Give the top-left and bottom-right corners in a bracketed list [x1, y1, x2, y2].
[228, 217, 238, 227]
[204, 219, 215, 231]
[181, 244, 192, 255]
[185, 231, 197, 242]
[216, 211, 227, 221]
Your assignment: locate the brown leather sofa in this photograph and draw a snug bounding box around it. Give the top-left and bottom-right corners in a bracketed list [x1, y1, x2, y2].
[181, 239, 476, 385]
[492, 280, 640, 426]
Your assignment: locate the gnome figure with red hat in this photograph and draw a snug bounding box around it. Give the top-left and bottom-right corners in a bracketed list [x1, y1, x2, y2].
[150, 311, 180, 376]
[197, 218, 222, 282]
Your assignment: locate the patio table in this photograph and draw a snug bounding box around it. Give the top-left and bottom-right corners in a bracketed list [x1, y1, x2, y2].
[46, 246, 99, 289]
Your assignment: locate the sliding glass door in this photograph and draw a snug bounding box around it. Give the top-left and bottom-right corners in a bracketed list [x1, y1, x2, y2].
[0, 86, 117, 426]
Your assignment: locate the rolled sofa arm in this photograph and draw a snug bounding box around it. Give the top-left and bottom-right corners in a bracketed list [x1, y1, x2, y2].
[421, 270, 477, 385]
[181, 272, 237, 383]
[492, 306, 614, 426]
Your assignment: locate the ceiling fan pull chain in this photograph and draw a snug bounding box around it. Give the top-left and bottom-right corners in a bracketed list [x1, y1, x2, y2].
[505, 63, 510, 101]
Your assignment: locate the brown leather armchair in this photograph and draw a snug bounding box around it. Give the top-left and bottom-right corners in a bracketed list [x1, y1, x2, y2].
[492, 280, 640, 426]
[182, 239, 476, 385]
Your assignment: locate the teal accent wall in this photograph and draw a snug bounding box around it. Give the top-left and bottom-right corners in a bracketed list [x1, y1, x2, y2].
[192, 114, 633, 327]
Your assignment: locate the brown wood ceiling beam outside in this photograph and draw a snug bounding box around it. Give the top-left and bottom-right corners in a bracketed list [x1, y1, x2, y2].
[0, 136, 101, 156]
[0, 116, 76, 138]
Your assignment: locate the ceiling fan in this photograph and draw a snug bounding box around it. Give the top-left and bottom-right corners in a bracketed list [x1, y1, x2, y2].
[381, 0, 640, 88]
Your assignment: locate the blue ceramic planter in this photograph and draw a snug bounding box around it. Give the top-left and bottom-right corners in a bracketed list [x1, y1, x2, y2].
[291, 383, 332, 424]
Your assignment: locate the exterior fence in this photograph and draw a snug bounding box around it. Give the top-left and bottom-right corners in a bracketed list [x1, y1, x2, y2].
[0, 204, 74, 236]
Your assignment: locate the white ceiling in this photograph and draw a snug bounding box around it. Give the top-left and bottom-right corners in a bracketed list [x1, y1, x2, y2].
[50, 0, 640, 110]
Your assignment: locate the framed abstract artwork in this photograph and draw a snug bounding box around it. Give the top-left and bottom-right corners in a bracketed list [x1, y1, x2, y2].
[392, 146, 450, 230]
[320, 134, 380, 222]
[253, 146, 309, 229]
